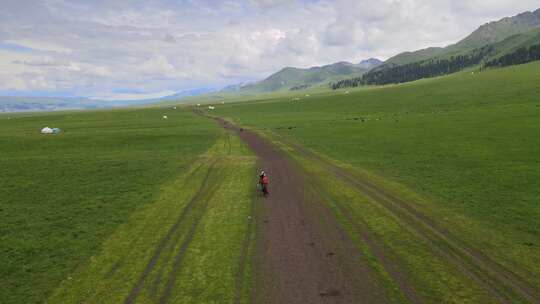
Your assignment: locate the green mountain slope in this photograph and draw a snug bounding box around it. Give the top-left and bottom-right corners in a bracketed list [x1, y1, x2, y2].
[383, 8, 540, 67]
[333, 10, 540, 88]
[384, 47, 446, 66]
[484, 27, 540, 60]
[240, 61, 371, 93]
[455, 8, 540, 50]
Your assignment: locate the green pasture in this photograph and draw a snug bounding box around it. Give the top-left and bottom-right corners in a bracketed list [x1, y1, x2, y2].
[1, 108, 256, 303]
[213, 62, 540, 296]
[49, 134, 256, 303]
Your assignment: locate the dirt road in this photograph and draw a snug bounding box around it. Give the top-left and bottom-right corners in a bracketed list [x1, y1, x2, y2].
[217, 120, 394, 304]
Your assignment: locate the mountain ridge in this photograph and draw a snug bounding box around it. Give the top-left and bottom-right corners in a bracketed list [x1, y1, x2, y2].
[237, 58, 381, 93]
[383, 8, 540, 67]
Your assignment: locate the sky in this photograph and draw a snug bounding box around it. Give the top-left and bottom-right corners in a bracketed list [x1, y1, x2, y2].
[0, 0, 539, 100]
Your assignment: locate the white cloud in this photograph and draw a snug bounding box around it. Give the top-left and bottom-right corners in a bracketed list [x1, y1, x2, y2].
[324, 19, 365, 47]
[139, 55, 176, 76]
[0, 0, 538, 98]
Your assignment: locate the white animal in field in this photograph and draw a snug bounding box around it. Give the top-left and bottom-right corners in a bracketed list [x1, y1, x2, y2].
[163, 115, 168, 119]
[208, 106, 215, 110]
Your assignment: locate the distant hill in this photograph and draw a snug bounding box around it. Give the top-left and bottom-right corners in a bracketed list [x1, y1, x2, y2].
[0, 96, 102, 113]
[0, 87, 217, 113]
[238, 59, 381, 93]
[382, 8, 540, 68]
[0, 96, 164, 113]
[333, 8, 540, 89]
[229, 8, 540, 94]
[220, 82, 253, 93]
[155, 88, 216, 101]
[383, 47, 446, 67]
[454, 8, 540, 50]
[357, 58, 383, 70]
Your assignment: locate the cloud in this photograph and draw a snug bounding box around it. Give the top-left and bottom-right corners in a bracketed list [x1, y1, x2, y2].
[0, 0, 539, 98]
[249, 0, 293, 8]
[324, 19, 365, 46]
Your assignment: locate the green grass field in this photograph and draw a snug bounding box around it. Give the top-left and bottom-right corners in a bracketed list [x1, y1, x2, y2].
[0, 108, 256, 303]
[2, 61, 539, 303]
[213, 61, 540, 301]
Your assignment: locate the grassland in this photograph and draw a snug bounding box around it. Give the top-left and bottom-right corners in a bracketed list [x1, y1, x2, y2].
[48, 133, 256, 303]
[2, 61, 539, 303]
[0, 108, 255, 303]
[213, 61, 540, 302]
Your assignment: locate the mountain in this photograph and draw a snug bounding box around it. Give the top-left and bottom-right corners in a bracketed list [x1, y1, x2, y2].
[332, 8, 540, 89]
[454, 8, 540, 50]
[357, 58, 383, 69]
[0, 96, 170, 113]
[383, 8, 540, 67]
[383, 47, 445, 66]
[154, 87, 217, 101]
[220, 82, 253, 93]
[333, 27, 540, 89]
[235, 8, 540, 94]
[0, 96, 101, 113]
[239, 60, 379, 93]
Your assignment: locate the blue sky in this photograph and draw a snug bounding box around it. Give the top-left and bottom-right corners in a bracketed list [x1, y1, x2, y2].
[0, 0, 539, 100]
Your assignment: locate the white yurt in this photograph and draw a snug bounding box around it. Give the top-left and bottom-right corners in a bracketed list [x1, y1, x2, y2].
[41, 127, 53, 134]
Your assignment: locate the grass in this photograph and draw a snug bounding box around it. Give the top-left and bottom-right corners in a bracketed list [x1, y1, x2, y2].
[303, 158, 494, 303]
[48, 133, 257, 303]
[2, 59, 539, 303]
[0, 108, 221, 303]
[213, 61, 540, 300]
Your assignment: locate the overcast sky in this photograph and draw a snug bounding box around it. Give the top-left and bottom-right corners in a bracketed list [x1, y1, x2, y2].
[0, 0, 539, 100]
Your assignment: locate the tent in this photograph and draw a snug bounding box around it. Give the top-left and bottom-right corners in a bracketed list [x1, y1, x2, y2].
[41, 127, 61, 134]
[41, 127, 53, 134]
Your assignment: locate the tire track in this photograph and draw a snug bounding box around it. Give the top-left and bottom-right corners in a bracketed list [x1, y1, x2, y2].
[150, 164, 222, 301]
[281, 137, 540, 303]
[307, 182, 422, 303]
[124, 160, 219, 304]
[158, 177, 221, 304]
[226, 131, 233, 155]
[147, 164, 207, 298]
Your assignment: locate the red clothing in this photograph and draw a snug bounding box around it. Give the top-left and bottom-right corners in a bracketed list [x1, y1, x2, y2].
[261, 176, 269, 185]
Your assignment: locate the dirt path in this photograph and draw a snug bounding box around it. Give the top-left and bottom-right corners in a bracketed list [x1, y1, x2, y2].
[217, 120, 394, 304]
